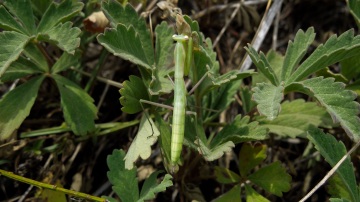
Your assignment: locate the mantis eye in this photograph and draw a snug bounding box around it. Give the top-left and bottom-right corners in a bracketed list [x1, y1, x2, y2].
[172, 34, 189, 42]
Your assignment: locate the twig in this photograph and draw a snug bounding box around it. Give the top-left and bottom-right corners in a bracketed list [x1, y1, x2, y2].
[0, 169, 107, 202]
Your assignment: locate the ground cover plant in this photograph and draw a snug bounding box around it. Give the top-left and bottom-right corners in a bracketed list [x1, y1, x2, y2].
[0, 0, 360, 201]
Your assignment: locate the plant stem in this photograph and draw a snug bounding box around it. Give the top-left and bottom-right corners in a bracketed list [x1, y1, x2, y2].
[0, 169, 107, 202]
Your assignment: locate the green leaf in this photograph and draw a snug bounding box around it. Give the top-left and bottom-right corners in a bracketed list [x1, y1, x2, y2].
[196, 138, 235, 161]
[252, 83, 284, 120]
[53, 75, 97, 136]
[23, 43, 49, 72]
[329, 198, 352, 202]
[0, 31, 30, 77]
[0, 56, 44, 82]
[286, 29, 360, 84]
[252, 50, 283, 85]
[211, 115, 268, 148]
[30, 0, 52, 17]
[155, 114, 172, 172]
[316, 67, 348, 83]
[4, 0, 36, 35]
[124, 114, 160, 169]
[98, 24, 153, 69]
[0, 5, 27, 34]
[347, 0, 360, 28]
[119, 75, 149, 114]
[101, 2, 154, 66]
[307, 128, 359, 202]
[214, 166, 241, 184]
[239, 86, 257, 115]
[149, 21, 174, 95]
[328, 174, 353, 201]
[256, 99, 333, 138]
[37, 22, 81, 54]
[0, 75, 45, 140]
[245, 185, 270, 202]
[107, 149, 139, 202]
[245, 46, 279, 86]
[340, 53, 360, 81]
[291, 77, 360, 141]
[138, 171, 173, 201]
[37, 0, 83, 33]
[281, 28, 315, 81]
[213, 184, 241, 202]
[239, 143, 267, 177]
[51, 51, 81, 74]
[248, 161, 291, 197]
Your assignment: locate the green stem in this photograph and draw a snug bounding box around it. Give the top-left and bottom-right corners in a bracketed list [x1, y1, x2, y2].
[0, 169, 107, 202]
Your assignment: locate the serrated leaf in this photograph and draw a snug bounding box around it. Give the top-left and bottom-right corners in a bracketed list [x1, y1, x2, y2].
[107, 149, 139, 202]
[37, 22, 81, 54]
[214, 166, 241, 184]
[51, 51, 80, 74]
[98, 24, 153, 69]
[138, 171, 173, 201]
[197, 138, 234, 161]
[316, 67, 348, 83]
[0, 75, 44, 140]
[307, 128, 359, 202]
[37, 0, 83, 33]
[245, 46, 279, 86]
[213, 184, 241, 202]
[53, 75, 97, 136]
[119, 75, 149, 114]
[340, 53, 360, 81]
[4, 0, 36, 35]
[0, 56, 44, 82]
[292, 77, 360, 141]
[0, 31, 30, 77]
[281, 28, 315, 81]
[101, 2, 154, 66]
[252, 83, 283, 120]
[149, 21, 174, 95]
[248, 161, 291, 197]
[239, 143, 267, 177]
[256, 99, 333, 138]
[0, 5, 28, 34]
[252, 50, 283, 85]
[124, 114, 160, 169]
[245, 184, 270, 202]
[287, 29, 360, 84]
[211, 115, 268, 148]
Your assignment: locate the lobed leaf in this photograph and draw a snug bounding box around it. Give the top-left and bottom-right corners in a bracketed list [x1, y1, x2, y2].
[197, 139, 235, 161]
[101, 2, 154, 66]
[252, 50, 283, 85]
[107, 149, 139, 202]
[245, 46, 279, 86]
[119, 75, 149, 114]
[281, 28, 315, 81]
[53, 75, 97, 136]
[256, 99, 333, 138]
[124, 114, 160, 169]
[4, 0, 36, 35]
[210, 115, 268, 148]
[37, 0, 83, 33]
[0, 57, 44, 82]
[248, 161, 291, 197]
[291, 77, 360, 141]
[286, 29, 360, 84]
[37, 22, 81, 54]
[307, 128, 359, 202]
[0, 31, 30, 77]
[252, 82, 284, 120]
[239, 143, 267, 177]
[138, 171, 173, 201]
[98, 24, 153, 69]
[0, 75, 45, 140]
[23, 43, 49, 72]
[239, 86, 257, 115]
